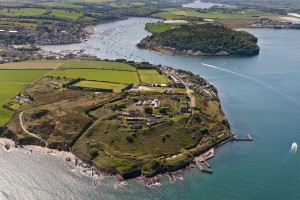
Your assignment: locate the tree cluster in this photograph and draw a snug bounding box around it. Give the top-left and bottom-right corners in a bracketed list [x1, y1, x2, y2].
[139, 23, 260, 56]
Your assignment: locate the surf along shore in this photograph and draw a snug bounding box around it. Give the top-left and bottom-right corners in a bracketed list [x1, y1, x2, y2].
[0, 134, 237, 186]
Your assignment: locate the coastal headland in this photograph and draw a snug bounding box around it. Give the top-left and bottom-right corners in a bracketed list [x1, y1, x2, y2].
[0, 59, 233, 180]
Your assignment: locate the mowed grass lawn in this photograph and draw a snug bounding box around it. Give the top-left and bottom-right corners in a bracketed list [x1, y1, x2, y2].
[49, 69, 140, 84]
[60, 60, 136, 71]
[138, 70, 169, 84]
[51, 9, 83, 20]
[0, 69, 50, 125]
[74, 81, 125, 92]
[0, 8, 46, 16]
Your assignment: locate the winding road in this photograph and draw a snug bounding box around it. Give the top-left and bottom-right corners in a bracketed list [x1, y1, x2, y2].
[19, 111, 47, 145]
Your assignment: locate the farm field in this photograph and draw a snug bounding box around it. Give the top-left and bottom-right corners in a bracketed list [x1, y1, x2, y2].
[74, 81, 125, 92]
[0, 69, 50, 125]
[153, 8, 276, 20]
[49, 69, 140, 84]
[146, 22, 181, 33]
[138, 70, 169, 84]
[40, 2, 84, 9]
[0, 62, 64, 69]
[0, 8, 46, 16]
[0, 82, 24, 125]
[152, 11, 183, 20]
[60, 60, 136, 71]
[51, 9, 83, 20]
[0, 70, 50, 83]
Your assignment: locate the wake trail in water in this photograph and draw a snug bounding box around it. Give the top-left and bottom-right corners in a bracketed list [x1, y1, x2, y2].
[201, 63, 300, 109]
[290, 142, 298, 154]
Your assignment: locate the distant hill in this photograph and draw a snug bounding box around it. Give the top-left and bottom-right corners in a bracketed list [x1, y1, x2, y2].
[138, 23, 260, 56]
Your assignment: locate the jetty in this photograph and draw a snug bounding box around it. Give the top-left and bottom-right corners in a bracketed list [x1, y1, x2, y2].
[232, 134, 253, 141]
[193, 148, 215, 174]
[193, 160, 212, 174]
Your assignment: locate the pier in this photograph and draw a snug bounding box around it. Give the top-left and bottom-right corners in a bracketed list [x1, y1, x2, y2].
[193, 148, 214, 174]
[233, 134, 253, 141]
[203, 160, 211, 168]
[194, 160, 213, 174]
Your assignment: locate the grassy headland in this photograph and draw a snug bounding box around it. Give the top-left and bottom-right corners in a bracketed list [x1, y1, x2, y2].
[0, 60, 229, 178]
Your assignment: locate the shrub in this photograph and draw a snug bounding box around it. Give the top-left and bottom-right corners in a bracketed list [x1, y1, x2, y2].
[201, 128, 209, 135]
[126, 135, 134, 143]
[117, 103, 126, 110]
[89, 148, 99, 159]
[159, 107, 168, 114]
[144, 106, 153, 114]
[32, 109, 48, 119]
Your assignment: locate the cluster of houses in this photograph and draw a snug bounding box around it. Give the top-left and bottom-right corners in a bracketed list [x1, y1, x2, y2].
[15, 94, 31, 105]
[0, 45, 97, 63]
[116, 110, 165, 129]
[251, 19, 300, 29]
[0, 23, 92, 45]
[161, 66, 216, 98]
[32, 29, 81, 45]
[32, 25, 93, 45]
[135, 99, 160, 109]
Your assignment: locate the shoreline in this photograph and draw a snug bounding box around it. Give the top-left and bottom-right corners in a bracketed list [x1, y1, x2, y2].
[137, 45, 259, 57]
[0, 132, 235, 185]
[0, 138, 75, 162]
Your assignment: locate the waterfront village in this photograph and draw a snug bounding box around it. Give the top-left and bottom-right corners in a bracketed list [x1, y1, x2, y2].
[251, 19, 300, 28]
[0, 47, 97, 63]
[0, 25, 94, 45]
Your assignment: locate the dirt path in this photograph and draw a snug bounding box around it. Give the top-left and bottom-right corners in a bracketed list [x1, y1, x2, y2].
[19, 111, 47, 145]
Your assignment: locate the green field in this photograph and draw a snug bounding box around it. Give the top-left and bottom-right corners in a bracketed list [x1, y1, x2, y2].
[0, 82, 24, 125]
[74, 81, 125, 92]
[0, 70, 50, 83]
[146, 22, 181, 33]
[50, 69, 139, 84]
[152, 11, 183, 20]
[40, 2, 84, 9]
[0, 61, 64, 69]
[60, 60, 136, 71]
[138, 70, 169, 84]
[0, 69, 50, 125]
[153, 8, 275, 20]
[51, 9, 83, 20]
[0, 8, 46, 16]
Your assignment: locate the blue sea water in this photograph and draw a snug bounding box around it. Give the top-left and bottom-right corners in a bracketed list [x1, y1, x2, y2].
[2, 18, 299, 199]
